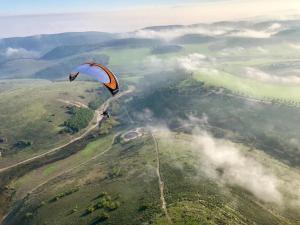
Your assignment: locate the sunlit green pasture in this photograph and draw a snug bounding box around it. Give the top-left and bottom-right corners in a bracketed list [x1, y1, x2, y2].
[194, 69, 300, 103]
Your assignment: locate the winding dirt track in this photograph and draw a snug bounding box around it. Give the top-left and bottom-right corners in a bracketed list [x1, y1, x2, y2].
[0, 89, 132, 224]
[151, 132, 173, 225]
[0, 89, 131, 174]
[28, 133, 119, 195]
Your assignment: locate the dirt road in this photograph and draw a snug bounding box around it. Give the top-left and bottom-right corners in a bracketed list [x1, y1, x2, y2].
[0, 88, 131, 173]
[151, 132, 173, 224]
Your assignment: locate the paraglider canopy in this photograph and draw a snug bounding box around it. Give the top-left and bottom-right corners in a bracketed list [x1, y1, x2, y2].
[70, 62, 119, 96]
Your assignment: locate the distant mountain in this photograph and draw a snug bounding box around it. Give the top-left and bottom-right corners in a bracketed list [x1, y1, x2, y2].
[173, 34, 215, 44]
[0, 58, 52, 79]
[254, 20, 300, 29]
[0, 32, 114, 52]
[206, 37, 279, 51]
[35, 53, 109, 80]
[273, 29, 300, 41]
[142, 25, 185, 31]
[41, 44, 99, 60]
[212, 21, 251, 28]
[41, 38, 162, 60]
[151, 45, 182, 54]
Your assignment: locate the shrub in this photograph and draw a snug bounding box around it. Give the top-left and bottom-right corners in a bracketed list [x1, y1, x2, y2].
[86, 206, 95, 214]
[64, 106, 94, 133]
[14, 140, 32, 149]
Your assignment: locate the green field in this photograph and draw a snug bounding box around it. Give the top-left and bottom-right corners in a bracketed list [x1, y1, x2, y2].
[97, 42, 300, 105]
[2, 23, 300, 225]
[0, 79, 102, 167]
[6, 130, 300, 225]
[194, 68, 300, 103]
[101, 47, 151, 67]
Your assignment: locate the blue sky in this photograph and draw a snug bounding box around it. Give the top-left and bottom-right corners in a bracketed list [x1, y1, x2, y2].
[0, 0, 220, 14]
[0, 0, 299, 37]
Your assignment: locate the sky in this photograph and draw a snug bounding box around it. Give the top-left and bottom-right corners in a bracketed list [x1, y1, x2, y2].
[0, 0, 300, 38]
[1, 0, 224, 14]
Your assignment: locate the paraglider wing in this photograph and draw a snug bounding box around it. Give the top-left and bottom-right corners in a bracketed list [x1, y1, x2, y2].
[71, 63, 119, 96]
[96, 63, 119, 96]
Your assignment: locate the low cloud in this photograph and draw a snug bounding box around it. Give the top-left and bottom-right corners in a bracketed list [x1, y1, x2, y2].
[268, 23, 282, 31]
[3, 47, 38, 59]
[146, 53, 300, 86]
[219, 47, 245, 56]
[220, 46, 268, 56]
[152, 125, 284, 204]
[127, 25, 231, 41]
[144, 53, 210, 72]
[227, 29, 276, 38]
[126, 22, 284, 41]
[177, 53, 208, 71]
[193, 133, 282, 204]
[149, 110, 300, 207]
[245, 67, 300, 84]
[227, 23, 282, 38]
[288, 43, 300, 50]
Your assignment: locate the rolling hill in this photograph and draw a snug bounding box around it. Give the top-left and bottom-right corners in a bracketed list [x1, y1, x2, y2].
[1, 18, 300, 225]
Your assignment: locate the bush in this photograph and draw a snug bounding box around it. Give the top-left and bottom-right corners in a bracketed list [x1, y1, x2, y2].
[64, 106, 94, 133]
[88, 97, 104, 110]
[99, 118, 120, 135]
[14, 140, 32, 149]
[50, 188, 79, 202]
[138, 204, 148, 212]
[86, 206, 95, 214]
[106, 201, 120, 211]
[86, 193, 120, 216]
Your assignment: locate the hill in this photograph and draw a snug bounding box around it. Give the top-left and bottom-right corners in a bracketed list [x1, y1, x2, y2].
[1, 18, 300, 225]
[0, 32, 114, 52]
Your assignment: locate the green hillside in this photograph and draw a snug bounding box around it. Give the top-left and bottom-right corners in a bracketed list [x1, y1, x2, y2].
[1, 19, 300, 225]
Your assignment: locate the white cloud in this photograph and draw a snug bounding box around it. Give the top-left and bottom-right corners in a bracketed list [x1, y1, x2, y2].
[267, 23, 282, 31]
[193, 133, 282, 204]
[1, 0, 300, 38]
[151, 118, 300, 207]
[227, 29, 276, 38]
[153, 126, 285, 204]
[245, 67, 300, 84]
[219, 46, 269, 56]
[219, 47, 245, 56]
[126, 25, 230, 41]
[144, 53, 209, 72]
[125, 21, 284, 41]
[3, 47, 38, 59]
[227, 22, 283, 38]
[177, 53, 207, 71]
[288, 43, 300, 50]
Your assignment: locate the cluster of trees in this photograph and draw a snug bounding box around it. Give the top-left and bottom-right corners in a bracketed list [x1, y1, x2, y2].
[88, 97, 104, 110]
[64, 106, 94, 133]
[85, 192, 120, 216]
[99, 118, 119, 135]
[50, 188, 79, 202]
